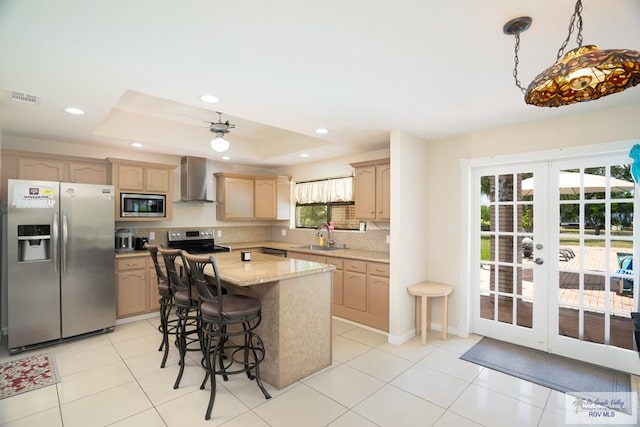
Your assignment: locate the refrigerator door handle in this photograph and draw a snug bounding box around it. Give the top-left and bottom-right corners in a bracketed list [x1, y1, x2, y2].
[52, 212, 59, 273]
[62, 212, 68, 274]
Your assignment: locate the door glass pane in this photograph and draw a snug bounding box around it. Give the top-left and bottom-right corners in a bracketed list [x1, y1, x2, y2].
[478, 171, 535, 329]
[556, 165, 635, 350]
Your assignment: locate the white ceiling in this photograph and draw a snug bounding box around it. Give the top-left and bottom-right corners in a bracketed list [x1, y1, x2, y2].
[1, 0, 639, 167]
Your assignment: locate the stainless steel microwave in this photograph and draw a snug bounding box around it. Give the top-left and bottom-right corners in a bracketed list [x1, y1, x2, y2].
[120, 193, 166, 217]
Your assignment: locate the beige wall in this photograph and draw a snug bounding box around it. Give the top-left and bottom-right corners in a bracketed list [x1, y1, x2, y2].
[423, 103, 640, 339]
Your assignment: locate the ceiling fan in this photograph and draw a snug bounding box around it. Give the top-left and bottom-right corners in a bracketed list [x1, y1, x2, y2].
[208, 112, 235, 152]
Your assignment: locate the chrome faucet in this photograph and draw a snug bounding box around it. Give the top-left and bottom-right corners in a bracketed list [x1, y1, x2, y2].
[318, 222, 334, 247]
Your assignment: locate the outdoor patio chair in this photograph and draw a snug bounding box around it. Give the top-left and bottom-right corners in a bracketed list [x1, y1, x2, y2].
[615, 255, 633, 295]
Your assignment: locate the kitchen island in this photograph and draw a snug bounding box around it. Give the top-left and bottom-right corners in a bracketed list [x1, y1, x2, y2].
[189, 251, 335, 389]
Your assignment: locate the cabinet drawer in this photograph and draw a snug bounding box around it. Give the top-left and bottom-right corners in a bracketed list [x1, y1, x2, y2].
[116, 257, 148, 270]
[368, 262, 389, 277]
[325, 256, 344, 270]
[344, 259, 366, 273]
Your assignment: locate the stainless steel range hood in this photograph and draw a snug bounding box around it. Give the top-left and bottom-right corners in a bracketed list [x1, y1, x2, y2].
[179, 156, 214, 202]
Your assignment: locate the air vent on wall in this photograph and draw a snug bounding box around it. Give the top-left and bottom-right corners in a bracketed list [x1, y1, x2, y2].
[8, 90, 41, 105]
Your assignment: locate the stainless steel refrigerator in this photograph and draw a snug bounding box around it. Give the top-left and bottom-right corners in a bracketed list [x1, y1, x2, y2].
[6, 179, 115, 353]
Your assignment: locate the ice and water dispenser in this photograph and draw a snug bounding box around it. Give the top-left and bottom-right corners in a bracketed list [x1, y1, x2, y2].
[17, 224, 51, 262]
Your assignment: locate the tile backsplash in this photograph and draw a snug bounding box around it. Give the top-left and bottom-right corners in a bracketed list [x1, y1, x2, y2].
[117, 225, 389, 253]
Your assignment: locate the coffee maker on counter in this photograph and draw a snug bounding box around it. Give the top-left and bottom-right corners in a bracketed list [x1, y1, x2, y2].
[115, 229, 134, 252]
[134, 237, 149, 250]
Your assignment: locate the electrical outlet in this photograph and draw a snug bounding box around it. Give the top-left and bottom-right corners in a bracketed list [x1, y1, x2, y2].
[149, 231, 155, 241]
[386, 235, 390, 244]
[281, 229, 287, 236]
[217, 230, 222, 238]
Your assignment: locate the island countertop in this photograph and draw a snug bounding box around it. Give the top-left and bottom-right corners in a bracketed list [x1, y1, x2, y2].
[178, 251, 335, 287]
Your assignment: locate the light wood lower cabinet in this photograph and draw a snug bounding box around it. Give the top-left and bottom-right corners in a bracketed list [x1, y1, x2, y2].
[288, 251, 389, 332]
[116, 255, 162, 318]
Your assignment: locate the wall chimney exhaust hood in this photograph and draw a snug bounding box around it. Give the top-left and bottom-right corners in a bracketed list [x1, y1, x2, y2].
[178, 156, 214, 202]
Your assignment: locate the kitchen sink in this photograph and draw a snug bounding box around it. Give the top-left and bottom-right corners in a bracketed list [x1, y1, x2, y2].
[290, 244, 342, 252]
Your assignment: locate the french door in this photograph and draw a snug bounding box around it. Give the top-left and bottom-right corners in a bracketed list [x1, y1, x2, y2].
[472, 154, 639, 374]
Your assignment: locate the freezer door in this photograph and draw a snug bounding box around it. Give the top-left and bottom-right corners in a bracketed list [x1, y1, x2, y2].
[7, 179, 61, 350]
[60, 183, 115, 338]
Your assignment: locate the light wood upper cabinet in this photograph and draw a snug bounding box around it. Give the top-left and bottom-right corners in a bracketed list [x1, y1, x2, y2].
[215, 173, 290, 221]
[115, 164, 170, 193]
[254, 178, 277, 219]
[13, 153, 109, 185]
[67, 161, 108, 184]
[117, 164, 145, 191]
[351, 158, 390, 221]
[216, 174, 254, 220]
[146, 167, 170, 193]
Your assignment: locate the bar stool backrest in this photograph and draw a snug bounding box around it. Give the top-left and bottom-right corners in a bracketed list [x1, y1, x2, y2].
[145, 243, 168, 284]
[182, 252, 224, 314]
[158, 247, 188, 294]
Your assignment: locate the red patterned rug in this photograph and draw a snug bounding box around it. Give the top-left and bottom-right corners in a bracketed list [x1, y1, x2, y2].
[0, 353, 60, 399]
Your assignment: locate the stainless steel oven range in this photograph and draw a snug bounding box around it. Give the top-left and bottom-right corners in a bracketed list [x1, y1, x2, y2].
[167, 229, 231, 254]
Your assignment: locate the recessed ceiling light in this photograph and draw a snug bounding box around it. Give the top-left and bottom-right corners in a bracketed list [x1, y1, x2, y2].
[131, 142, 143, 148]
[300, 153, 309, 158]
[315, 128, 328, 135]
[64, 107, 85, 115]
[200, 94, 219, 103]
[221, 156, 231, 160]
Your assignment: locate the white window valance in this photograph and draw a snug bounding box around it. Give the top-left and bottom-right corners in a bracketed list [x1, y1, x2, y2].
[294, 177, 353, 204]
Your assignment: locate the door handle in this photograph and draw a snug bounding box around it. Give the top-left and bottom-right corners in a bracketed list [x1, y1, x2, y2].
[534, 258, 544, 265]
[62, 212, 68, 274]
[52, 212, 59, 273]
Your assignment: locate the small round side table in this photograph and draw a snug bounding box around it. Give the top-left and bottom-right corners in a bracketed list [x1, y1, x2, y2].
[407, 281, 453, 344]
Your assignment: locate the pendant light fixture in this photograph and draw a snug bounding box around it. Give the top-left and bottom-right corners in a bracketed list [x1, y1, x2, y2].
[209, 112, 235, 152]
[504, 0, 640, 107]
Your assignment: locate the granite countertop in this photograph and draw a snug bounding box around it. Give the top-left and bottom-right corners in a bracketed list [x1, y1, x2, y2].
[227, 241, 390, 263]
[181, 251, 335, 287]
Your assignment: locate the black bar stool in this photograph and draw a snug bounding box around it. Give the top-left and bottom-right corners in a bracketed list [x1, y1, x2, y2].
[158, 247, 201, 389]
[145, 243, 177, 368]
[182, 252, 271, 420]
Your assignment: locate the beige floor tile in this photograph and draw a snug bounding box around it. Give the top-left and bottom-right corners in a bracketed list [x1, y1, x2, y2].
[377, 337, 437, 362]
[55, 344, 122, 377]
[109, 408, 167, 427]
[156, 387, 249, 426]
[353, 384, 445, 427]
[418, 347, 484, 382]
[392, 364, 470, 408]
[136, 358, 205, 405]
[217, 410, 271, 427]
[433, 411, 483, 427]
[253, 383, 347, 427]
[54, 333, 113, 355]
[346, 348, 413, 382]
[472, 368, 551, 408]
[0, 407, 62, 427]
[0, 387, 60, 425]
[438, 334, 483, 355]
[57, 359, 135, 404]
[108, 321, 159, 344]
[213, 369, 280, 409]
[123, 346, 182, 378]
[303, 364, 385, 408]
[60, 381, 152, 427]
[113, 333, 163, 359]
[538, 390, 571, 427]
[332, 317, 358, 335]
[449, 383, 543, 427]
[326, 410, 378, 426]
[332, 335, 372, 363]
[341, 327, 388, 347]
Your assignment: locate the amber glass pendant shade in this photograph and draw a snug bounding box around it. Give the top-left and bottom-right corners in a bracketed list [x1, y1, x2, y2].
[525, 45, 640, 107]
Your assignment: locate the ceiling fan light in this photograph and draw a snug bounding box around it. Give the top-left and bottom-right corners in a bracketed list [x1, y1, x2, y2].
[525, 45, 640, 107]
[210, 136, 230, 152]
